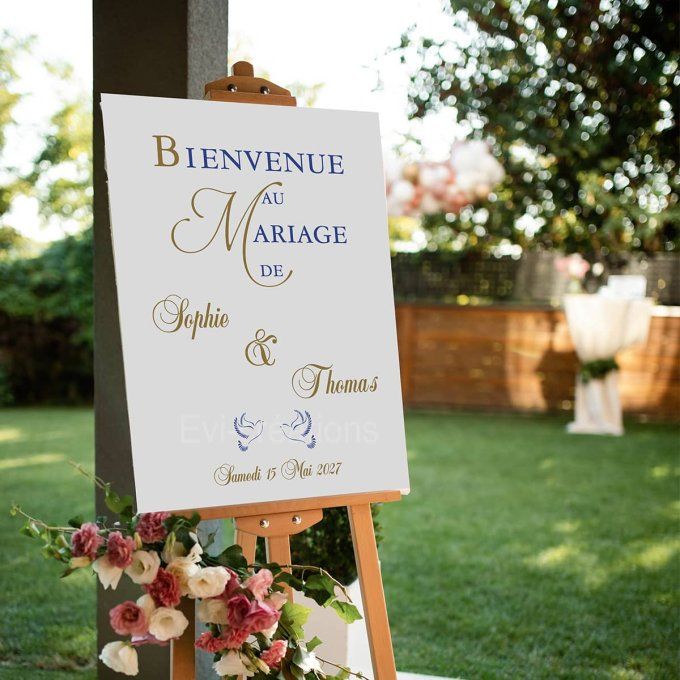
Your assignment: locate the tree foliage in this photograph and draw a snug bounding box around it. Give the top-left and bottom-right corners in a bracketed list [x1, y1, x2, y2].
[0, 34, 93, 403]
[399, 0, 679, 256]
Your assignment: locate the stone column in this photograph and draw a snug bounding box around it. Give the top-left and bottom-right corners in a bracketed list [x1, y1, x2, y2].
[93, 2, 228, 677]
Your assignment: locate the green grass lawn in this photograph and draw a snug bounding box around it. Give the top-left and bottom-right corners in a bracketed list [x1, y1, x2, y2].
[0, 408, 678, 679]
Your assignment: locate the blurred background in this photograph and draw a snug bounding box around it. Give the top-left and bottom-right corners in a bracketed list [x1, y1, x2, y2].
[0, 1, 678, 678]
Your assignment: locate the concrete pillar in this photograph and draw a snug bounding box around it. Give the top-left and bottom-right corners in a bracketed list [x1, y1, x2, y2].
[93, 2, 228, 677]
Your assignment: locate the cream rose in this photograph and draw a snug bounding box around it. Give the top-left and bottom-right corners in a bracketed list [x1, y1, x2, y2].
[148, 606, 189, 642]
[92, 555, 124, 590]
[187, 566, 229, 599]
[99, 641, 139, 676]
[125, 550, 160, 584]
[167, 556, 200, 596]
[197, 597, 228, 624]
[213, 651, 254, 678]
[161, 533, 186, 564]
[136, 593, 156, 620]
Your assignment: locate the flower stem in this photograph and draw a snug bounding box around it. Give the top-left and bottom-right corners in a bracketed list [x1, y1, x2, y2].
[315, 655, 371, 680]
[284, 564, 352, 601]
[68, 460, 108, 491]
[11, 504, 77, 533]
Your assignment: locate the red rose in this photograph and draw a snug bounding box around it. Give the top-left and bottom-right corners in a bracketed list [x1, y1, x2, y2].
[145, 568, 181, 608]
[135, 512, 170, 543]
[109, 600, 148, 636]
[226, 594, 251, 629]
[71, 523, 103, 559]
[106, 531, 136, 569]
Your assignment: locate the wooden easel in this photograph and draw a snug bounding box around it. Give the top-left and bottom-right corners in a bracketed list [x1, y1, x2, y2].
[170, 62, 402, 680]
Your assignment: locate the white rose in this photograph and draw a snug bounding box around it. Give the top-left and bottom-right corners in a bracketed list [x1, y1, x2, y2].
[197, 597, 228, 624]
[213, 651, 254, 678]
[161, 533, 186, 564]
[92, 555, 123, 590]
[148, 606, 189, 642]
[186, 538, 203, 563]
[136, 593, 156, 620]
[125, 550, 160, 584]
[167, 556, 200, 596]
[296, 647, 321, 674]
[187, 566, 229, 599]
[99, 641, 139, 676]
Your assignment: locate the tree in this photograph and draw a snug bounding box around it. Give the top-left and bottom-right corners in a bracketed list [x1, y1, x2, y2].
[0, 33, 93, 403]
[399, 0, 679, 258]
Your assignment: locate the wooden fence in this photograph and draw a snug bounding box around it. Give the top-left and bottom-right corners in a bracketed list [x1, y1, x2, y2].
[395, 303, 680, 420]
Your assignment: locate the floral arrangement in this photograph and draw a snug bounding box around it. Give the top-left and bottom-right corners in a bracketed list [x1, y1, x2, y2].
[12, 464, 363, 679]
[385, 140, 505, 218]
[554, 253, 591, 292]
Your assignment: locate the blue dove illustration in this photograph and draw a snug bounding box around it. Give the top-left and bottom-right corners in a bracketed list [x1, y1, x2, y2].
[280, 410, 316, 449]
[233, 413, 263, 452]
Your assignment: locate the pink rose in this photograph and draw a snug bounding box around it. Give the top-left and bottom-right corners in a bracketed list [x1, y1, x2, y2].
[135, 512, 170, 543]
[261, 639, 287, 668]
[71, 523, 103, 560]
[106, 531, 136, 569]
[226, 594, 251, 629]
[244, 568, 273, 601]
[223, 568, 241, 598]
[243, 599, 280, 634]
[265, 592, 287, 611]
[195, 628, 249, 653]
[195, 632, 231, 653]
[221, 626, 250, 649]
[145, 568, 181, 608]
[109, 600, 148, 636]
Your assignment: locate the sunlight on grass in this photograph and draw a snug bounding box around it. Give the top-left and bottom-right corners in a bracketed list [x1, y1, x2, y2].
[649, 464, 680, 479]
[529, 542, 580, 567]
[0, 427, 23, 443]
[632, 538, 680, 570]
[610, 667, 645, 680]
[554, 520, 580, 534]
[0, 452, 65, 470]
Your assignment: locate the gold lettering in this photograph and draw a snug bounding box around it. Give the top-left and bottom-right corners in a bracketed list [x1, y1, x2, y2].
[153, 134, 179, 167]
[171, 183, 292, 288]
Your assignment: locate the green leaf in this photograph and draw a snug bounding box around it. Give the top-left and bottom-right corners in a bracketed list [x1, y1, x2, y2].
[276, 571, 304, 591]
[280, 602, 311, 640]
[330, 600, 362, 624]
[67, 515, 84, 528]
[302, 572, 336, 606]
[214, 544, 247, 570]
[306, 636, 322, 652]
[104, 485, 134, 515]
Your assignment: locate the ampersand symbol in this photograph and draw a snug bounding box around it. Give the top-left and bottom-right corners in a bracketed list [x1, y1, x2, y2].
[245, 329, 278, 366]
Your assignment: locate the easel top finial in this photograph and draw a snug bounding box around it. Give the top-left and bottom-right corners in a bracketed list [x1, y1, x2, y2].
[204, 60, 296, 106]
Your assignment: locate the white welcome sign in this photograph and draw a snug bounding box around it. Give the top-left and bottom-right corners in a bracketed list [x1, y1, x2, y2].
[101, 94, 409, 513]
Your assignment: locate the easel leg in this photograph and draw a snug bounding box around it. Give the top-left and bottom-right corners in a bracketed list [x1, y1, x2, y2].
[235, 526, 258, 564]
[348, 503, 397, 680]
[266, 535, 293, 600]
[171, 595, 196, 680]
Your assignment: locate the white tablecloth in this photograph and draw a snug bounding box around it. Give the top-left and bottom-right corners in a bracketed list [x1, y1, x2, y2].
[564, 295, 653, 435]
